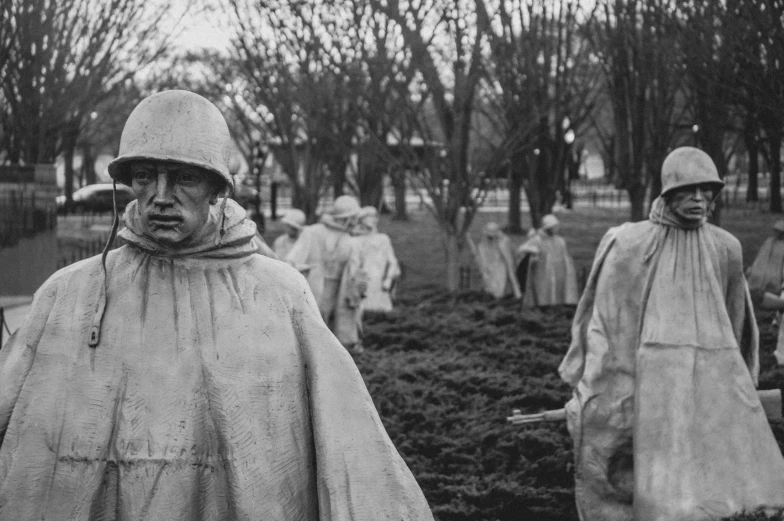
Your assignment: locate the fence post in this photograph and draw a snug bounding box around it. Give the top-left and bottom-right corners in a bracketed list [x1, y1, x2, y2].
[0, 307, 4, 348]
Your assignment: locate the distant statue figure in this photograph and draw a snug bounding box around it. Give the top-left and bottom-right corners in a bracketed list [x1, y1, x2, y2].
[353, 206, 401, 312]
[516, 214, 578, 307]
[747, 220, 784, 364]
[468, 222, 521, 299]
[559, 146, 784, 521]
[0, 91, 434, 519]
[272, 208, 306, 259]
[285, 195, 368, 352]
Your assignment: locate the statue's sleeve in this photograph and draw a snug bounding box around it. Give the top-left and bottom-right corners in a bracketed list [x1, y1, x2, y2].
[0, 279, 58, 443]
[291, 277, 434, 521]
[558, 228, 617, 387]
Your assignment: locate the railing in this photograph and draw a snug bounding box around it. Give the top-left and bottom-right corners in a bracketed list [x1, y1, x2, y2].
[57, 235, 126, 269]
[0, 190, 57, 248]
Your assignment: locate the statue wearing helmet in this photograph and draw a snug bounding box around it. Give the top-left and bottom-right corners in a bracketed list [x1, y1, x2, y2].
[284, 195, 368, 352]
[515, 213, 578, 307]
[558, 146, 784, 521]
[352, 206, 403, 311]
[0, 91, 434, 520]
[272, 208, 307, 259]
[466, 221, 520, 300]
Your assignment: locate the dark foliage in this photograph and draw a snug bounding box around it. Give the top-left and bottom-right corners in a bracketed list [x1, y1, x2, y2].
[356, 291, 784, 521]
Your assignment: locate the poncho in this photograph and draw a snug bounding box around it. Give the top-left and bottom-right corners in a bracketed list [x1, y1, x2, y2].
[0, 198, 433, 520]
[355, 232, 400, 312]
[474, 232, 521, 300]
[284, 216, 364, 346]
[517, 232, 578, 306]
[559, 198, 784, 521]
[747, 236, 784, 303]
[272, 233, 297, 260]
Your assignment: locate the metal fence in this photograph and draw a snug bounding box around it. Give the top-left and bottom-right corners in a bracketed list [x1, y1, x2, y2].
[0, 190, 57, 248]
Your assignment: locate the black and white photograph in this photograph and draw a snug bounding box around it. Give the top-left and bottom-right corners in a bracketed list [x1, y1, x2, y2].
[2, 0, 784, 519]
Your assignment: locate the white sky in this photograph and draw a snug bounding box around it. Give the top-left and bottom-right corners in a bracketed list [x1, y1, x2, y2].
[162, 0, 232, 52]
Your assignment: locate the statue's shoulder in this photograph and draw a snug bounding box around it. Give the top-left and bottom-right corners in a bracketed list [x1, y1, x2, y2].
[603, 220, 655, 246]
[705, 223, 742, 258]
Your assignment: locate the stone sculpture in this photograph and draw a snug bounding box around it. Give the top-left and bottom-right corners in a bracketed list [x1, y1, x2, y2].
[272, 208, 306, 259]
[516, 214, 578, 306]
[353, 206, 401, 312]
[558, 146, 784, 521]
[468, 222, 521, 299]
[0, 90, 434, 520]
[285, 195, 367, 352]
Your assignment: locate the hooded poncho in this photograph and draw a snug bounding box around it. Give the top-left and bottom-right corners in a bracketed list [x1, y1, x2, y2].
[747, 235, 784, 364]
[517, 230, 578, 307]
[354, 231, 400, 312]
[558, 197, 784, 521]
[473, 228, 521, 300]
[0, 198, 433, 520]
[284, 215, 365, 347]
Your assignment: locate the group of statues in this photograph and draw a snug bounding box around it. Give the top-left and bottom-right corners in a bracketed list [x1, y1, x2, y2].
[471, 213, 579, 307]
[1, 89, 784, 521]
[268, 196, 400, 354]
[0, 91, 429, 519]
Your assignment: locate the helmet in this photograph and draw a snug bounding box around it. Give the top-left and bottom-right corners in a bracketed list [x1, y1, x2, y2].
[281, 209, 306, 230]
[541, 214, 559, 230]
[357, 206, 378, 221]
[330, 195, 360, 219]
[773, 220, 784, 233]
[661, 147, 724, 197]
[483, 221, 502, 237]
[108, 90, 232, 189]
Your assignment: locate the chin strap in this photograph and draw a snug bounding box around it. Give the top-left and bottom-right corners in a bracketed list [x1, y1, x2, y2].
[89, 179, 120, 348]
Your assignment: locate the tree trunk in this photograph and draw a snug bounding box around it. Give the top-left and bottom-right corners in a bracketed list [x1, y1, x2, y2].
[628, 181, 647, 222]
[443, 231, 463, 292]
[83, 145, 97, 185]
[525, 185, 542, 230]
[391, 168, 408, 221]
[64, 141, 76, 206]
[746, 131, 759, 203]
[507, 163, 523, 234]
[770, 131, 782, 213]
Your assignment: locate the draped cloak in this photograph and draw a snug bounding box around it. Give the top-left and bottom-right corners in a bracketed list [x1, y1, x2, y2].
[354, 232, 401, 312]
[558, 198, 784, 521]
[0, 198, 433, 520]
[284, 218, 364, 346]
[272, 233, 297, 261]
[475, 233, 522, 300]
[746, 236, 784, 364]
[518, 232, 578, 307]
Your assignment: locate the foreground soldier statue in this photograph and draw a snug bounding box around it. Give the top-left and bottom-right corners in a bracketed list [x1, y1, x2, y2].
[516, 214, 578, 307]
[0, 90, 434, 520]
[285, 195, 367, 352]
[559, 146, 784, 521]
[468, 222, 521, 300]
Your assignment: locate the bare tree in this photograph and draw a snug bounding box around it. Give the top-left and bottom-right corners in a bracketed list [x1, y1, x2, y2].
[588, 0, 683, 221]
[728, 0, 784, 213]
[225, 0, 365, 222]
[478, 0, 601, 230]
[369, 0, 491, 291]
[1, 0, 169, 204]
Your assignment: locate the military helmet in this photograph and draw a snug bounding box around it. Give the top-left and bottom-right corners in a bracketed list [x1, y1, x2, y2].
[660, 147, 724, 197]
[281, 209, 306, 230]
[330, 195, 361, 219]
[108, 90, 232, 189]
[541, 214, 560, 230]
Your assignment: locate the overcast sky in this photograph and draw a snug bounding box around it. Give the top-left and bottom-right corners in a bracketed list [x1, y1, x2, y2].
[164, 0, 231, 52]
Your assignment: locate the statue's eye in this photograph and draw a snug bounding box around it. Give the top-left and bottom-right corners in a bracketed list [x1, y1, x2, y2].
[131, 168, 155, 184]
[175, 170, 202, 186]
